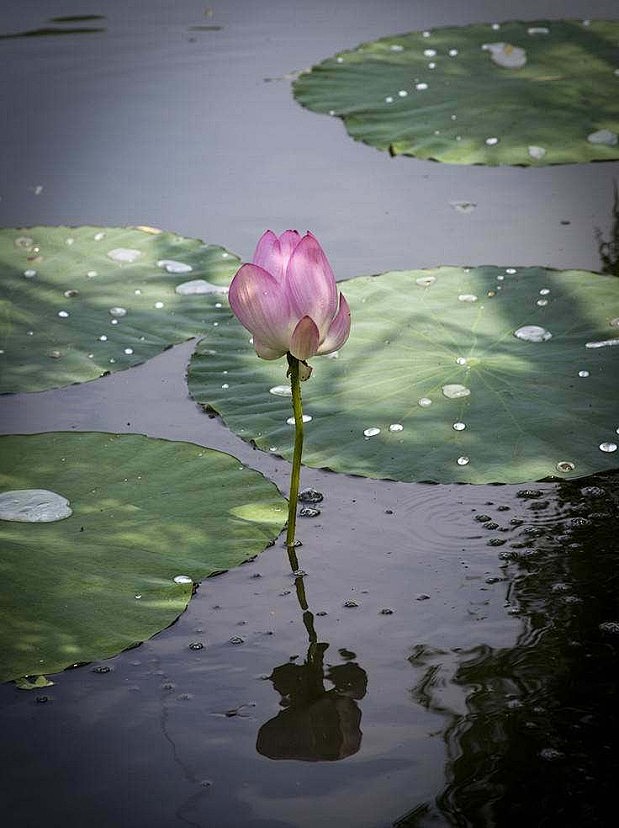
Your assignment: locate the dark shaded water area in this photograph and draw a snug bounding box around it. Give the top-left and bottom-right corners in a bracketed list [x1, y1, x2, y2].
[0, 1, 618, 826]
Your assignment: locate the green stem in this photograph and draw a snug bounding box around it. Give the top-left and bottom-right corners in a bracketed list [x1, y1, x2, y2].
[286, 353, 304, 554]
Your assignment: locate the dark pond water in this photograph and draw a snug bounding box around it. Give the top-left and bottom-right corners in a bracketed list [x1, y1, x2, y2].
[0, 1, 618, 826]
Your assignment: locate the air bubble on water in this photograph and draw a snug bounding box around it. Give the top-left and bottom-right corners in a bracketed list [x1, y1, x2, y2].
[189, 642, 204, 650]
[416, 82, 428, 90]
[270, 385, 292, 397]
[109, 307, 127, 317]
[556, 461, 575, 472]
[0, 489, 72, 522]
[585, 338, 619, 349]
[514, 325, 552, 342]
[458, 293, 478, 302]
[299, 506, 321, 518]
[418, 397, 433, 407]
[415, 275, 436, 287]
[442, 384, 471, 399]
[457, 456, 470, 466]
[485, 137, 499, 145]
[107, 248, 142, 263]
[587, 129, 618, 146]
[528, 145, 546, 160]
[124, 348, 134, 355]
[453, 422, 466, 431]
[599, 621, 619, 634]
[363, 427, 381, 437]
[450, 202, 476, 213]
[23, 269, 37, 278]
[456, 357, 468, 365]
[157, 259, 193, 273]
[286, 414, 312, 424]
[57, 311, 69, 318]
[389, 423, 404, 432]
[599, 442, 618, 453]
[299, 488, 323, 504]
[343, 600, 359, 608]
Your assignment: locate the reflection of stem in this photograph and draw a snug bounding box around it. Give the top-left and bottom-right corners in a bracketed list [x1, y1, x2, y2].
[285, 353, 304, 552]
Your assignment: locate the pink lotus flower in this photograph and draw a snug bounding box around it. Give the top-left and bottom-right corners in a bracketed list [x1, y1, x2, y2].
[228, 230, 351, 363]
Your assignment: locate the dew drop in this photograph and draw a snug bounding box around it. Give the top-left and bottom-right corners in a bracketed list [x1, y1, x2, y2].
[422, 30, 431, 38]
[286, 415, 312, 425]
[448, 48, 458, 57]
[221, 383, 229, 389]
[110, 319, 118, 326]
[536, 299, 548, 307]
[578, 370, 590, 377]
[585, 338, 619, 349]
[363, 427, 381, 437]
[389, 423, 404, 432]
[98, 335, 108, 341]
[428, 62, 436, 69]
[528, 146, 546, 160]
[93, 232, 106, 241]
[415, 82, 428, 91]
[485, 137, 499, 146]
[398, 89, 408, 97]
[385, 96, 394, 103]
[57, 310, 69, 318]
[64, 289, 79, 298]
[442, 384, 471, 399]
[539, 288, 550, 295]
[514, 325, 552, 342]
[423, 48, 436, 57]
[453, 422, 466, 431]
[270, 385, 292, 397]
[456, 357, 468, 365]
[0, 489, 72, 523]
[505, 268, 517, 274]
[157, 259, 193, 273]
[458, 293, 478, 302]
[23, 269, 37, 278]
[415, 275, 436, 287]
[154, 301, 164, 309]
[457, 456, 470, 466]
[86, 270, 98, 278]
[599, 442, 618, 453]
[418, 397, 433, 407]
[528, 26, 550, 35]
[15, 236, 34, 249]
[556, 461, 575, 472]
[109, 306, 127, 317]
[107, 248, 142, 263]
[124, 348, 134, 355]
[587, 129, 618, 146]
[174, 575, 193, 585]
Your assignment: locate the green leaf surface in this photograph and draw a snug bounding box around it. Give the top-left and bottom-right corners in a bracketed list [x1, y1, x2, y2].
[188, 266, 619, 483]
[293, 19, 619, 165]
[0, 433, 286, 682]
[0, 225, 239, 393]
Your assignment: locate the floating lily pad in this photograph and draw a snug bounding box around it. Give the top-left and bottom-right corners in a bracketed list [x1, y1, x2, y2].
[188, 266, 619, 483]
[0, 433, 285, 682]
[0, 226, 239, 393]
[292, 19, 619, 165]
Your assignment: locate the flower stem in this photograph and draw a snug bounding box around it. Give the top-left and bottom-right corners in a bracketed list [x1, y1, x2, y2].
[286, 353, 304, 554]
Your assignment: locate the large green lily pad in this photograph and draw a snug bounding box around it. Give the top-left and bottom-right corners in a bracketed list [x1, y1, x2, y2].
[0, 433, 285, 682]
[0, 225, 239, 393]
[188, 266, 619, 483]
[292, 19, 619, 165]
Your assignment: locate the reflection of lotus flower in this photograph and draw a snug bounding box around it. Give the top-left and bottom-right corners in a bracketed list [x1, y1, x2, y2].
[228, 230, 351, 362]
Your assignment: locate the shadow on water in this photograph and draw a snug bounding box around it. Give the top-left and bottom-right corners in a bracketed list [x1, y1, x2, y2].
[395, 472, 619, 827]
[256, 562, 367, 762]
[596, 182, 619, 276]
